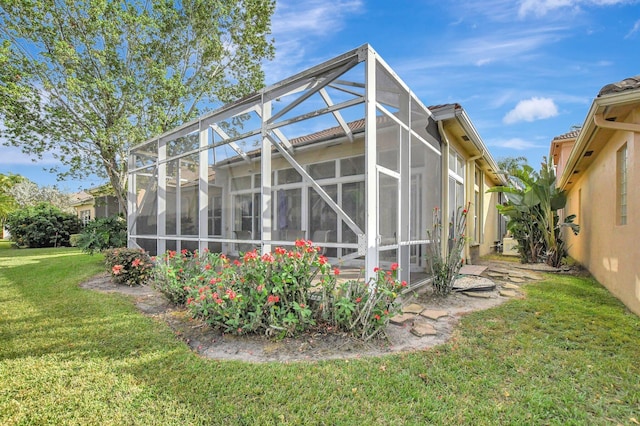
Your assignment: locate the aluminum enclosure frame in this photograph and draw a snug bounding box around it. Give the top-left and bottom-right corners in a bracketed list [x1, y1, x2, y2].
[127, 44, 442, 287]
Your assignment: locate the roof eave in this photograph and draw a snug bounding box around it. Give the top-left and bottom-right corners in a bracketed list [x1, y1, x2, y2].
[559, 89, 640, 190]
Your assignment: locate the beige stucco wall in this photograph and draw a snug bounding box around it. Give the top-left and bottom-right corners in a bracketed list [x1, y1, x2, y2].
[555, 139, 575, 179]
[73, 202, 95, 220]
[564, 108, 640, 315]
[479, 180, 501, 257]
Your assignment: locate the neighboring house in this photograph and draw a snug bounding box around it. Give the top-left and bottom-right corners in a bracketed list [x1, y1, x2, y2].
[70, 189, 123, 225]
[550, 75, 640, 316]
[127, 44, 506, 289]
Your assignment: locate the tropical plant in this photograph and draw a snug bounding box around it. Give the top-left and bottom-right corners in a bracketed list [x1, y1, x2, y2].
[5, 203, 81, 247]
[77, 215, 127, 254]
[425, 203, 469, 295]
[488, 158, 579, 267]
[0, 0, 276, 212]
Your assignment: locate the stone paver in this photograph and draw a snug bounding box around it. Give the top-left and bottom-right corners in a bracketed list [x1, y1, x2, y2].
[487, 272, 505, 278]
[508, 277, 526, 283]
[402, 303, 424, 314]
[499, 290, 518, 298]
[410, 322, 437, 337]
[502, 283, 520, 290]
[389, 313, 415, 325]
[462, 291, 492, 299]
[420, 309, 448, 320]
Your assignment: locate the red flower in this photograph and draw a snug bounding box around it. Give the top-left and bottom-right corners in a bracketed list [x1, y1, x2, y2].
[244, 250, 258, 262]
[204, 263, 212, 270]
[333, 268, 340, 276]
[463, 209, 468, 214]
[261, 253, 274, 262]
[391, 263, 399, 271]
[373, 267, 380, 273]
[355, 297, 362, 303]
[275, 247, 287, 255]
[401, 280, 407, 287]
[295, 239, 305, 247]
[318, 255, 328, 265]
[267, 294, 280, 304]
[374, 314, 381, 321]
[181, 249, 188, 255]
[233, 259, 242, 266]
[131, 258, 142, 267]
[112, 264, 124, 275]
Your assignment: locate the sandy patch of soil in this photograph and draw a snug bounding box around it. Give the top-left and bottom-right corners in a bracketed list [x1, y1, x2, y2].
[79, 271, 521, 363]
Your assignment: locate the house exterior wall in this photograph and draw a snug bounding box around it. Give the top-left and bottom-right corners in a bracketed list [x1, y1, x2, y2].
[564, 107, 640, 315]
[554, 139, 575, 179]
[480, 180, 501, 257]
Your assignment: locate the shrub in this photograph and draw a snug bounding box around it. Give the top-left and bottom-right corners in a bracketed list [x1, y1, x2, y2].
[152, 249, 212, 305]
[320, 264, 406, 340]
[103, 248, 153, 286]
[69, 234, 81, 247]
[5, 203, 81, 248]
[153, 241, 404, 340]
[77, 215, 127, 254]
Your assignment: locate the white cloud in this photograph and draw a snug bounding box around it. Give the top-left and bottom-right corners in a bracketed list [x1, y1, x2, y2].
[503, 97, 559, 124]
[518, 0, 633, 17]
[491, 137, 545, 150]
[264, 0, 365, 82]
[625, 19, 640, 38]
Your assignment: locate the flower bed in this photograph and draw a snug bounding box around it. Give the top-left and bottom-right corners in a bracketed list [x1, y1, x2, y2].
[152, 240, 405, 340]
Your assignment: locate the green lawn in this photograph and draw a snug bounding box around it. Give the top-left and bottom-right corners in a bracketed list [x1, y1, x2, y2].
[1, 242, 639, 425]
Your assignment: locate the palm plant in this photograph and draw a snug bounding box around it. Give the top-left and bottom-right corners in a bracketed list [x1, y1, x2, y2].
[489, 158, 579, 267]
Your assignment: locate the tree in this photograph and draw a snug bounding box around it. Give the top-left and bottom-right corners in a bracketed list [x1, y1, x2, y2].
[488, 158, 579, 267]
[497, 155, 528, 189]
[7, 179, 74, 213]
[0, 173, 24, 233]
[0, 0, 275, 213]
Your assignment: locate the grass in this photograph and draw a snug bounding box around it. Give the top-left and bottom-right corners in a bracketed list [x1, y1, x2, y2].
[1, 241, 639, 425]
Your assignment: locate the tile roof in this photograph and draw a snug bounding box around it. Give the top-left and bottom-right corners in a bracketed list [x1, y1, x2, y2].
[552, 129, 580, 141]
[598, 75, 640, 96]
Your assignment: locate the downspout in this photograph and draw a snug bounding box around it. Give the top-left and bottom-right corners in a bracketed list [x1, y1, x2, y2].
[437, 121, 450, 260]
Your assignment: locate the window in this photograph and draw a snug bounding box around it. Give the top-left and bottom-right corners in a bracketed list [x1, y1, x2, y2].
[474, 166, 483, 243]
[448, 149, 465, 226]
[617, 143, 628, 225]
[80, 210, 91, 225]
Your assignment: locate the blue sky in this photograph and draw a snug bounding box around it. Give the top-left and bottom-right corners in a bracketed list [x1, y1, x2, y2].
[2, 0, 639, 192]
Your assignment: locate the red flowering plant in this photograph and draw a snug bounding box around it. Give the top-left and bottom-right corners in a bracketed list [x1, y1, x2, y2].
[320, 262, 405, 341]
[103, 248, 153, 286]
[182, 240, 327, 337]
[152, 248, 226, 305]
[426, 202, 470, 295]
[150, 240, 405, 340]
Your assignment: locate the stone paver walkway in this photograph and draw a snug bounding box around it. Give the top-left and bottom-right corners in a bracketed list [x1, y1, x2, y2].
[390, 260, 547, 338]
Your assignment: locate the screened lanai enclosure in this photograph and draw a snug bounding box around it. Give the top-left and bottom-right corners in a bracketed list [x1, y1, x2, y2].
[128, 44, 443, 288]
